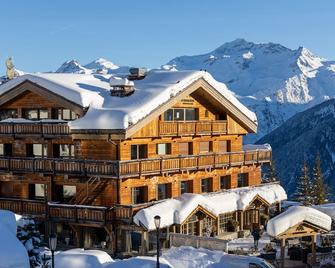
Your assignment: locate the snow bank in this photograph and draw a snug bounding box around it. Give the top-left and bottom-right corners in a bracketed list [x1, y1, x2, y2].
[134, 183, 286, 230]
[0, 70, 257, 131]
[267, 206, 331, 237]
[0, 210, 29, 268]
[104, 256, 172, 268]
[162, 246, 273, 268]
[55, 248, 113, 268]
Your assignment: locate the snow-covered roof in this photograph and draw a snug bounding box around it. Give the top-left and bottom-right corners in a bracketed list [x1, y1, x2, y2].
[134, 183, 286, 230]
[242, 143, 271, 151]
[0, 70, 257, 131]
[267, 206, 331, 237]
[313, 203, 335, 220]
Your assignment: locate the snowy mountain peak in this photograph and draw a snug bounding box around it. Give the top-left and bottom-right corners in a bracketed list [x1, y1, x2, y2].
[84, 58, 119, 71]
[167, 39, 335, 141]
[56, 60, 91, 74]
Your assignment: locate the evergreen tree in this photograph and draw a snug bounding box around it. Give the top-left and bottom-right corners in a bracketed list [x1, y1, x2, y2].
[311, 154, 329, 205]
[293, 161, 313, 205]
[268, 162, 279, 182]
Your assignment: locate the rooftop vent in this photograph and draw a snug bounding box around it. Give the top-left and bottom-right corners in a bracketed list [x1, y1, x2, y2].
[128, 67, 147, 80]
[109, 77, 135, 97]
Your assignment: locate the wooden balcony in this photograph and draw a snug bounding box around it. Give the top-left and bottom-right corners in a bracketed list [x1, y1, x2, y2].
[159, 120, 227, 136]
[0, 198, 146, 224]
[0, 149, 271, 178]
[0, 121, 70, 137]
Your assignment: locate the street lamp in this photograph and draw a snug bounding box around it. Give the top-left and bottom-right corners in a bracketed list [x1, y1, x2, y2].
[154, 215, 161, 268]
[49, 233, 57, 268]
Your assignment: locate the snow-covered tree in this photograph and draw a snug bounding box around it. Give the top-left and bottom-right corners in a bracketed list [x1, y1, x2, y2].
[262, 162, 279, 183]
[293, 161, 314, 205]
[311, 154, 329, 205]
[17, 217, 45, 267]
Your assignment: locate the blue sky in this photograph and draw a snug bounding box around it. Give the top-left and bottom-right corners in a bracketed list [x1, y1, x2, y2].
[0, 0, 334, 74]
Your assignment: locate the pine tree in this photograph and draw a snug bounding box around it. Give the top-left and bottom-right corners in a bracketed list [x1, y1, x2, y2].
[293, 161, 313, 205]
[311, 154, 329, 205]
[268, 162, 278, 182]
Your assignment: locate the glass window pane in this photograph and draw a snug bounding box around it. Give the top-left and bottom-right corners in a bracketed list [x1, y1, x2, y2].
[0, 144, 3, 156]
[39, 109, 48, 119]
[185, 109, 197, 121]
[138, 145, 148, 159]
[35, 184, 45, 198]
[26, 109, 38, 120]
[33, 144, 43, 157]
[131, 145, 138, 160]
[157, 144, 166, 155]
[71, 111, 77, 120]
[58, 109, 62, 120]
[157, 184, 167, 200]
[63, 109, 71, 120]
[60, 144, 70, 158]
[63, 185, 76, 199]
[0, 109, 17, 120]
[174, 109, 184, 121]
[164, 109, 174, 121]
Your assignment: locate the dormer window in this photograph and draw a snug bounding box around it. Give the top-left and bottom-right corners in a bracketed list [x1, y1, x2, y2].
[109, 77, 135, 97]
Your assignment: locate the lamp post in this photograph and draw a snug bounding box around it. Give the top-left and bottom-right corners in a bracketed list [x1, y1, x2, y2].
[49, 233, 57, 268]
[154, 215, 161, 268]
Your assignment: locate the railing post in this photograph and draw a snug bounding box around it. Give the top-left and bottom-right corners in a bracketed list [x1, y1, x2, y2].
[139, 160, 142, 176]
[177, 122, 179, 136]
[160, 157, 163, 175]
[257, 150, 259, 164]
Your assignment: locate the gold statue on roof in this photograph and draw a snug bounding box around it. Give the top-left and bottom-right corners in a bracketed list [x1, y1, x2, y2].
[6, 57, 16, 80]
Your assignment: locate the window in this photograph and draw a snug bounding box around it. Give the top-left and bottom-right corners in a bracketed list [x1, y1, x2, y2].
[220, 175, 231, 190]
[185, 109, 197, 120]
[178, 142, 192, 155]
[201, 178, 213, 193]
[238, 173, 248, 187]
[132, 186, 147, 204]
[156, 143, 171, 155]
[180, 180, 193, 194]
[219, 140, 231, 153]
[157, 183, 171, 200]
[163, 109, 173, 121]
[0, 109, 17, 120]
[26, 144, 48, 158]
[0, 144, 12, 156]
[218, 213, 233, 233]
[53, 108, 78, 121]
[163, 108, 198, 121]
[131, 144, 148, 160]
[199, 141, 212, 154]
[28, 183, 45, 200]
[205, 110, 209, 118]
[53, 144, 75, 158]
[63, 185, 76, 202]
[23, 108, 49, 120]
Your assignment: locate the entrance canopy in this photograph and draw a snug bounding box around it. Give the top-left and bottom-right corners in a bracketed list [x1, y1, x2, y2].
[267, 206, 331, 238]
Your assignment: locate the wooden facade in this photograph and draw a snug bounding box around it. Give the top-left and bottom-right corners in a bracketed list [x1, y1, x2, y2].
[0, 77, 272, 254]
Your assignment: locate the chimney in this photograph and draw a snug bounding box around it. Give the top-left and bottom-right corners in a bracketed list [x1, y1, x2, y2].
[128, 67, 147, 80]
[109, 77, 135, 97]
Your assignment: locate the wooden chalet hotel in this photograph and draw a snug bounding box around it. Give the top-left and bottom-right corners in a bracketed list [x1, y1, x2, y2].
[0, 68, 286, 255]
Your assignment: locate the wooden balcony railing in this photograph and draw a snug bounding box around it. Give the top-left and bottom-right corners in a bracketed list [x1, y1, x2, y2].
[0, 121, 70, 137]
[118, 149, 271, 178]
[0, 149, 271, 178]
[159, 120, 227, 136]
